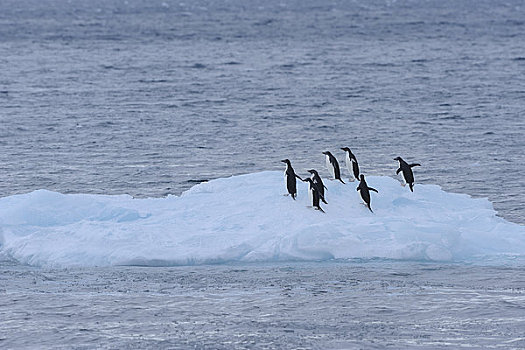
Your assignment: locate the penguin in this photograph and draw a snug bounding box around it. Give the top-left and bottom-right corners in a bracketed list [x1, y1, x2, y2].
[322, 151, 345, 184]
[356, 174, 378, 212]
[281, 159, 302, 199]
[394, 156, 421, 192]
[302, 178, 325, 212]
[340, 147, 360, 182]
[307, 169, 328, 202]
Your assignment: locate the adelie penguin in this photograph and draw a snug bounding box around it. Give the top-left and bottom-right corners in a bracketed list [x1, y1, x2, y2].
[322, 151, 345, 184]
[356, 174, 378, 212]
[281, 159, 302, 200]
[394, 156, 421, 192]
[302, 178, 326, 212]
[307, 169, 328, 202]
[340, 147, 360, 182]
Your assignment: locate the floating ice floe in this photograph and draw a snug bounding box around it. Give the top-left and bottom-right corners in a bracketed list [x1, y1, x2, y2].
[0, 171, 524, 267]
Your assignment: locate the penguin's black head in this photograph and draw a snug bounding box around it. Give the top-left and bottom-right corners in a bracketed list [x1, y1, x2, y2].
[281, 159, 290, 164]
[322, 151, 331, 156]
[394, 156, 402, 161]
[360, 174, 365, 180]
[340, 147, 350, 152]
[307, 169, 317, 174]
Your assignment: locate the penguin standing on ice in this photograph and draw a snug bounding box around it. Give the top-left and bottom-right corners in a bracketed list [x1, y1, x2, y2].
[281, 159, 302, 199]
[307, 169, 327, 202]
[302, 178, 326, 212]
[356, 174, 378, 212]
[394, 156, 421, 192]
[322, 151, 345, 184]
[340, 147, 360, 182]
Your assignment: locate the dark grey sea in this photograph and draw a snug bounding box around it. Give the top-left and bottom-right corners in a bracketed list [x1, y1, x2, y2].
[1, 0, 524, 348]
[1, 0, 524, 223]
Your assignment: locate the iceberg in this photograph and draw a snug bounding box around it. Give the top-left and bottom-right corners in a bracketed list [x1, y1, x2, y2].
[0, 171, 524, 267]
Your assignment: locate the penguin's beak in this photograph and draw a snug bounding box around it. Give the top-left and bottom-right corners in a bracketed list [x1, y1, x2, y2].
[280, 160, 286, 163]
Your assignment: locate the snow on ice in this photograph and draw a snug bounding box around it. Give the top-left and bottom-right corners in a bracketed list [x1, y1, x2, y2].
[0, 171, 524, 267]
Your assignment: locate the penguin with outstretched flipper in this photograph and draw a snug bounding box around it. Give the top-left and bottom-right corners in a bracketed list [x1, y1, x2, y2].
[394, 156, 421, 192]
[303, 178, 326, 212]
[356, 174, 378, 213]
[307, 169, 327, 203]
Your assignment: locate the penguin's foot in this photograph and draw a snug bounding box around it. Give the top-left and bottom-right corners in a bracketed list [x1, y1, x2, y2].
[283, 193, 290, 196]
[401, 183, 406, 187]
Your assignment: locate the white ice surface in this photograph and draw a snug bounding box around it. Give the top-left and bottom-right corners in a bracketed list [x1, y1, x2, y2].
[0, 171, 524, 267]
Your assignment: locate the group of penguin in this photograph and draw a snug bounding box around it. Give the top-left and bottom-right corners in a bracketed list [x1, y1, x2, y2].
[281, 148, 421, 213]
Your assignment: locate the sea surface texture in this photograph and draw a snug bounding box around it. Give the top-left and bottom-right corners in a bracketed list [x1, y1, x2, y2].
[1, 0, 525, 349]
[1, 262, 524, 349]
[1, 0, 524, 224]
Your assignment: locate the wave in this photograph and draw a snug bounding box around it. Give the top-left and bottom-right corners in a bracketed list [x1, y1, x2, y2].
[0, 172, 524, 267]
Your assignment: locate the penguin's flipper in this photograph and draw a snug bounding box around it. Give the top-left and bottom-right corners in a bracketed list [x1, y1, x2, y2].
[311, 183, 328, 204]
[409, 183, 414, 192]
[368, 187, 378, 193]
[367, 204, 373, 213]
[353, 168, 360, 180]
[396, 168, 402, 175]
[295, 174, 303, 181]
[409, 163, 421, 168]
[356, 186, 361, 191]
[338, 178, 345, 184]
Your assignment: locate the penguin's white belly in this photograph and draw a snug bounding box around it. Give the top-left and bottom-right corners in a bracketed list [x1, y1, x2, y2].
[351, 159, 358, 181]
[325, 156, 335, 178]
[308, 184, 313, 204]
[345, 154, 357, 181]
[399, 170, 407, 186]
[345, 154, 352, 175]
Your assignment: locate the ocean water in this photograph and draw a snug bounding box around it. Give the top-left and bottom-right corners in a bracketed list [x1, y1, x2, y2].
[1, 261, 525, 349]
[1, 0, 525, 348]
[1, 0, 524, 223]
